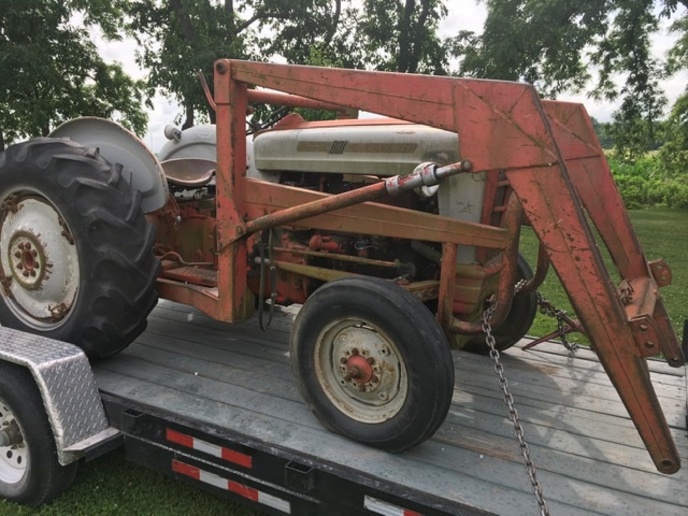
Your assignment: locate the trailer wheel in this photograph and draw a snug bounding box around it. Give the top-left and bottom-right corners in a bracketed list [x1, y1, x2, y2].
[0, 363, 77, 505]
[290, 277, 454, 451]
[0, 138, 159, 358]
[462, 254, 538, 354]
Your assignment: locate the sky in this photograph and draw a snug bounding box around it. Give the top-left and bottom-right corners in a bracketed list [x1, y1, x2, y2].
[97, 1, 688, 152]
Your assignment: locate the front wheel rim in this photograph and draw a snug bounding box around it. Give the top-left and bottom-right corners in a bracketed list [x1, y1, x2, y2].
[0, 193, 80, 330]
[0, 401, 28, 485]
[315, 318, 408, 424]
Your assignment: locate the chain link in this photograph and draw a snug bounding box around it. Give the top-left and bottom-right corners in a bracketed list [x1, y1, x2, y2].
[535, 291, 579, 352]
[482, 306, 550, 516]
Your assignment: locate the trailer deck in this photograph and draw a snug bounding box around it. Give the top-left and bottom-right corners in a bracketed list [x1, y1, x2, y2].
[92, 300, 688, 515]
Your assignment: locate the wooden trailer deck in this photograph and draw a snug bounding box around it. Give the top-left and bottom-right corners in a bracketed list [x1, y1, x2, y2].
[92, 300, 688, 515]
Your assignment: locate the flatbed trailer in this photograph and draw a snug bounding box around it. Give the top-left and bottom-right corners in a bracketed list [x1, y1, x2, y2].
[76, 300, 686, 515]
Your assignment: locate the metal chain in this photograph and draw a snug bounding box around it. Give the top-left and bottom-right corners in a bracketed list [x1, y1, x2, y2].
[535, 291, 579, 352]
[482, 306, 550, 516]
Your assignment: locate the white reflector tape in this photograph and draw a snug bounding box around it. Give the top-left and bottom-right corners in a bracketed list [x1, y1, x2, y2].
[364, 495, 422, 516]
[172, 459, 291, 514]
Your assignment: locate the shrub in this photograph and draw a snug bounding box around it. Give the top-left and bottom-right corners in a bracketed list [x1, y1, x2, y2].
[606, 155, 688, 209]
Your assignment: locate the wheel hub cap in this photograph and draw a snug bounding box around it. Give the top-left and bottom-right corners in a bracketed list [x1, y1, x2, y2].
[0, 402, 27, 485]
[0, 195, 79, 328]
[8, 231, 47, 289]
[317, 320, 408, 423]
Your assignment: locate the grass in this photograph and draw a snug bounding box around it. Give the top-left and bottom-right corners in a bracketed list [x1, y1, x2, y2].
[519, 207, 688, 344]
[0, 449, 260, 516]
[1, 208, 685, 515]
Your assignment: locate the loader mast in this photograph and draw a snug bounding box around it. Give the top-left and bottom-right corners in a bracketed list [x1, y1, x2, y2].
[155, 59, 683, 474]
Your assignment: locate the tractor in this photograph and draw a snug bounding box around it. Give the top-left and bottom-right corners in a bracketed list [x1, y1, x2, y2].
[0, 60, 683, 474]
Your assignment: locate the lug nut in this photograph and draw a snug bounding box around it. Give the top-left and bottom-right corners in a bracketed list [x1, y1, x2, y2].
[14, 251, 21, 258]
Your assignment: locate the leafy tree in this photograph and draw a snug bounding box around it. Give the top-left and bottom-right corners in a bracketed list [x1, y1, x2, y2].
[350, 0, 449, 74]
[127, 1, 347, 129]
[0, 0, 148, 151]
[127, 1, 457, 128]
[456, 0, 688, 160]
[657, 91, 688, 174]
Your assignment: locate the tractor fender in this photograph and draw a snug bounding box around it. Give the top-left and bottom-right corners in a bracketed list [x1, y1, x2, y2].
[49, 117, 168, 213]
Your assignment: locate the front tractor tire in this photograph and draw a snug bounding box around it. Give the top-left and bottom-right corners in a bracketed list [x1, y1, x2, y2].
[0, 139, 160, 359]
[290, 277, 454, 452]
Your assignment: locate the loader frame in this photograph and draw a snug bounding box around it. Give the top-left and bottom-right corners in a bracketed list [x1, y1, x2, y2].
[156, 59, 684, 474]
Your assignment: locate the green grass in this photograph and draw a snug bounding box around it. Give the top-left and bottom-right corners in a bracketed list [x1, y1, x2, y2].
[0, 449, 260, 515]
[519, 207, 688, 344]
[1, 208, 685, 515]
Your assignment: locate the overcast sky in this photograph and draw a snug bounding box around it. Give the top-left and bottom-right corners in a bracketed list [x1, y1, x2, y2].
[97, 1, 687, 151]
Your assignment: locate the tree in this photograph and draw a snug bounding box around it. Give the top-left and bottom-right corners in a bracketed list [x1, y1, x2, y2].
[350, 0, 448, 74]
[455, 0, 688, 160]
[127, 1, 346, 129]
[0, 1, 148, 151]
[127, 1, 457, 128]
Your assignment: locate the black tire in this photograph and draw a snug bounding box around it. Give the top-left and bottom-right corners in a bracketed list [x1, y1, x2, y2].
[462, 254, 538, 354]
[290, 277, 454, 452]
[0, 362, 78, 505]
[0, 138, 160, 358]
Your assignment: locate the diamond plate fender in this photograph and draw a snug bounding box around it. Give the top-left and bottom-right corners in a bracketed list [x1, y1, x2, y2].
[0, 327, 119, 466]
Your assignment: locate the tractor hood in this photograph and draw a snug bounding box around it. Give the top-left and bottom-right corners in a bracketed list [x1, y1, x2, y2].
[253, 118, 460, 177]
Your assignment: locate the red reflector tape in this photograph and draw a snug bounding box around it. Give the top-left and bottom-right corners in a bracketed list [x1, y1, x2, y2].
[166, 428, 253, 468]
[364, 495, 422, 516]
[228, 481, 259, 502]
[171, 459, 200, 480]
[171, 459, 290, 514]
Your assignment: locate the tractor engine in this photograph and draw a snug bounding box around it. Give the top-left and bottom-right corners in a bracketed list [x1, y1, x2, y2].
[151, 113, 532, 353]
[154, 116, 494, 306]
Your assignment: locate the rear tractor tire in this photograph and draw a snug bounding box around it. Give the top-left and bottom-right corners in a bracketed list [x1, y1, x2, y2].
[0, 138, 160, 359]
[290, 277, 454, 452]
[462, 254, 538, 354]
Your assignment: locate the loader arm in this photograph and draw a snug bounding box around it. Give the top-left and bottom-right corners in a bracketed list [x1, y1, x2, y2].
[206, 59, 681, 473]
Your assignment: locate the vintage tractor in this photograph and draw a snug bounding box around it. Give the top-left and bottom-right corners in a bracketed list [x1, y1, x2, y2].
[0, 60, 684, 474]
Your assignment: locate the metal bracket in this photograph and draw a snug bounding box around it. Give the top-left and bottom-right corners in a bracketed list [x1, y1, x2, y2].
[649, 259, 672, 287]
[629, 316, 663, 357]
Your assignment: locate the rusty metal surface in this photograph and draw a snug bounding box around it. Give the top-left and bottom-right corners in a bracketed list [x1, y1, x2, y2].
[243, 179, 508, 249]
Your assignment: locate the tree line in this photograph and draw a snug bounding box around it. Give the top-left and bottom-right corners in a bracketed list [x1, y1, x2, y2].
[2, 0, 688, 177]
